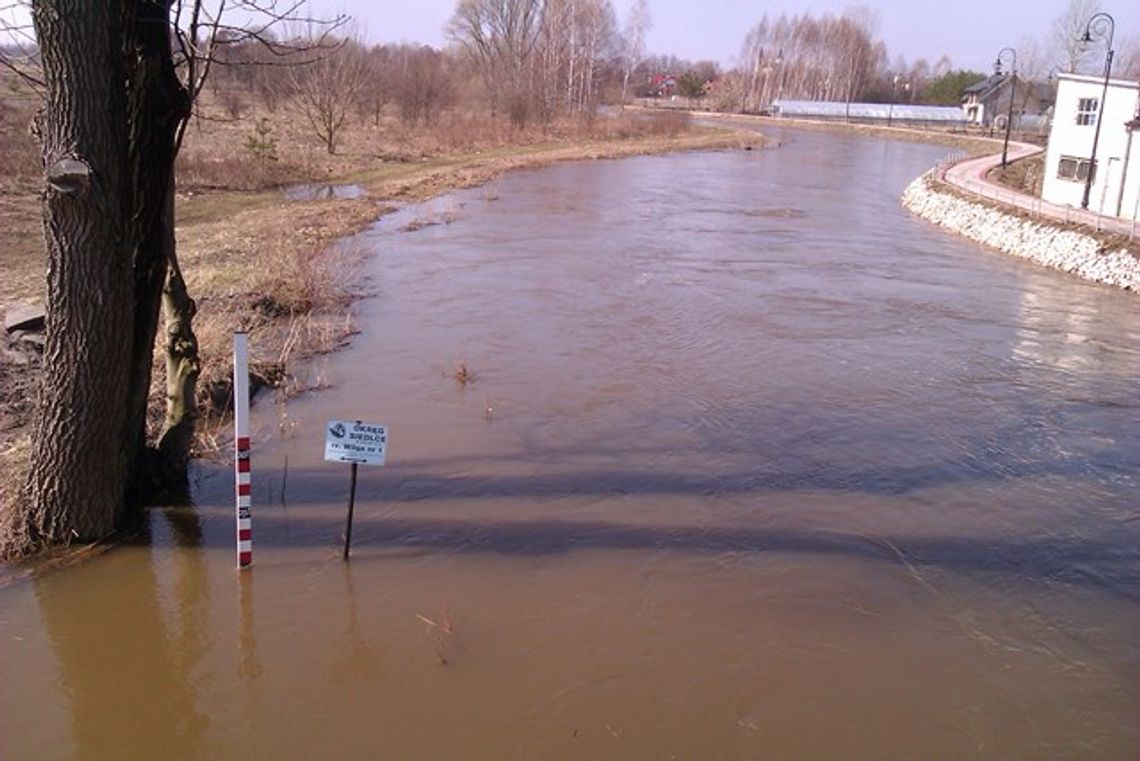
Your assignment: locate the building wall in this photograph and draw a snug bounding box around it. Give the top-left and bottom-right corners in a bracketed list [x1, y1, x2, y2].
[963, 97, 985, 125]
[1042, 73, 1140, 219]
[963, 79, 1051, 127]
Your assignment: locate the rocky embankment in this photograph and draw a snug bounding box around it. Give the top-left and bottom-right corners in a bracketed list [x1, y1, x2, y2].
[902, 171, 1140, 291]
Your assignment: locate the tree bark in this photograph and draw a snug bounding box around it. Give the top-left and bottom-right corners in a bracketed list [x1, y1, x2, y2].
[24, 0, 137, 543]
[123, 0, 194, 504]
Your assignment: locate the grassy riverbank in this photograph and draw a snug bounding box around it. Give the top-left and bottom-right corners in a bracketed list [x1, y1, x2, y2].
[0, 97, 760, 556]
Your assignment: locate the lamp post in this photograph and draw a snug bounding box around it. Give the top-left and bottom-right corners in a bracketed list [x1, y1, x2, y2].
[1079, 12, 1115, 210]
[889, 73, 900, 127]
[995, 47, 1017, 168]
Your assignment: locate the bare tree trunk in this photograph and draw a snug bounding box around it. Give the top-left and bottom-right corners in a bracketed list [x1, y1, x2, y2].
[124, 0, 194, 504]
[24, 0, 136, 543]
[157, 244, 200, 488]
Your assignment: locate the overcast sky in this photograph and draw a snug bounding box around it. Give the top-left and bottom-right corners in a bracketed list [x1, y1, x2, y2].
[316, 0, 1139, 75]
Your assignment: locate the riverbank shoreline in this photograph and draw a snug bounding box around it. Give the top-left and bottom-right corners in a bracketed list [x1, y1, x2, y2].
[902, 170, 1140, 291]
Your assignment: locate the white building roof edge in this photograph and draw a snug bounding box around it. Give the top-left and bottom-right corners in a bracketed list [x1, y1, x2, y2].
[1055, 72, 1140, 90]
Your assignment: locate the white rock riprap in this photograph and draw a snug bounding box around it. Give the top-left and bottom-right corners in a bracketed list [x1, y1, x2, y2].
[901, 171, 1140, 291]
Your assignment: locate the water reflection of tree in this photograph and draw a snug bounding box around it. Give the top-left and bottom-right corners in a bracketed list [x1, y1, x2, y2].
[33, 510, 209, 761]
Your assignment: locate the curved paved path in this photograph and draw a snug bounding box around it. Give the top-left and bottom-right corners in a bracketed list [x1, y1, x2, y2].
[941, 141, 1138, 240]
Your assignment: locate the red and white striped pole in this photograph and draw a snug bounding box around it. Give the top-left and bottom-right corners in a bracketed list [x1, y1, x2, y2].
[234, 332, 252, 568]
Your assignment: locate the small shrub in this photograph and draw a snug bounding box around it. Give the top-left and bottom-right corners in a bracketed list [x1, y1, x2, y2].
[244, 117, 278, 163]
[450, 360, 476, 386]
[644, 111, 690, 136]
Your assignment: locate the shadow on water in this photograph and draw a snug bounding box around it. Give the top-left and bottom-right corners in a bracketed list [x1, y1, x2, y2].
[172, 441, 1140, 602]
[175, 380, 1140, 601]
[178, 509, 1140, 603]
[253, 429, 1140, 504]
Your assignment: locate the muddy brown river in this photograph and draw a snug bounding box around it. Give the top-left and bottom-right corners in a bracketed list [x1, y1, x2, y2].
[4, 128, 1140, 759]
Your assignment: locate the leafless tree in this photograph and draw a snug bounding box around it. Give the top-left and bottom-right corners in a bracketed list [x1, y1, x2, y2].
[1051, 0, 1102, 74]
[534, 0, 617, 120]
[353, 44, 391, 126]
[737, 10, 885, 109]
[1117, 34, 1140, 79]
[389, 44, 454, 126]
[619, 0, 650, 109]
[447, 0, 545, 128]
[838, 6, 879, 104]
[931, 54, 953, 79]
[562, 0, 616, 114]
[289, 34, 368, 153]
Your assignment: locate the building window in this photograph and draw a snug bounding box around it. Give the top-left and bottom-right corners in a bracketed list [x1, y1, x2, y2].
[1057, 155, 1096, 182]
[1076, 98, 1098, 126]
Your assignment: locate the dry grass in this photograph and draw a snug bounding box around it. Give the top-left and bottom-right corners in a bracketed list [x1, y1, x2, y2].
[0, 86, 47, 306]
[0, 432, 31, 559]
[400, 200, 461, 232]
[987, 154, 1045, 196]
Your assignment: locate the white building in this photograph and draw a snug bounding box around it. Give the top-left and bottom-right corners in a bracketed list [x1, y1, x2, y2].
[1041, 72, 1140, 220]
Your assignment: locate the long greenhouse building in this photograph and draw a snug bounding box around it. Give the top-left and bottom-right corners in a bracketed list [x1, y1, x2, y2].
[772, 100, 968, 128]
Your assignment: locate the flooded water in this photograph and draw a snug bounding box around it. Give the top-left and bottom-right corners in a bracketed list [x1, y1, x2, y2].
[4, 128, 1140, 759]
[283, 182, 365, 201]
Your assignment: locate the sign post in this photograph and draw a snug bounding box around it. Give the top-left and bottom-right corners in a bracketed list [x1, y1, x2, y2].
[324, 420, 387, 560]
[343, 463, 359, 561]
[234, 332, 252, 569]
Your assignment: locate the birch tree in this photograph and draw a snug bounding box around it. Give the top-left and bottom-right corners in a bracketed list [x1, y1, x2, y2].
[1052, 0, 1102, 73]
[737, 10, 883, 107]
[619, 0, 650, 109]
[1117, 34, 1140, 79]
[447, 0, 545, 128]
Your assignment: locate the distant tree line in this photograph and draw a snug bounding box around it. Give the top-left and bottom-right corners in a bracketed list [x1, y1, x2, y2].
[446, 0, 626, 128]
[713, 0, 1140, 114]
[206, 35, 457, 153]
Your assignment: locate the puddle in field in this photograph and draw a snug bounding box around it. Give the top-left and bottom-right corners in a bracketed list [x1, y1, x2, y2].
[283, 183, 364, 201]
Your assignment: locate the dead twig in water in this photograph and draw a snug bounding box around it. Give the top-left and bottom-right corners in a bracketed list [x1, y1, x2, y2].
[416, 609, 455, 665]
